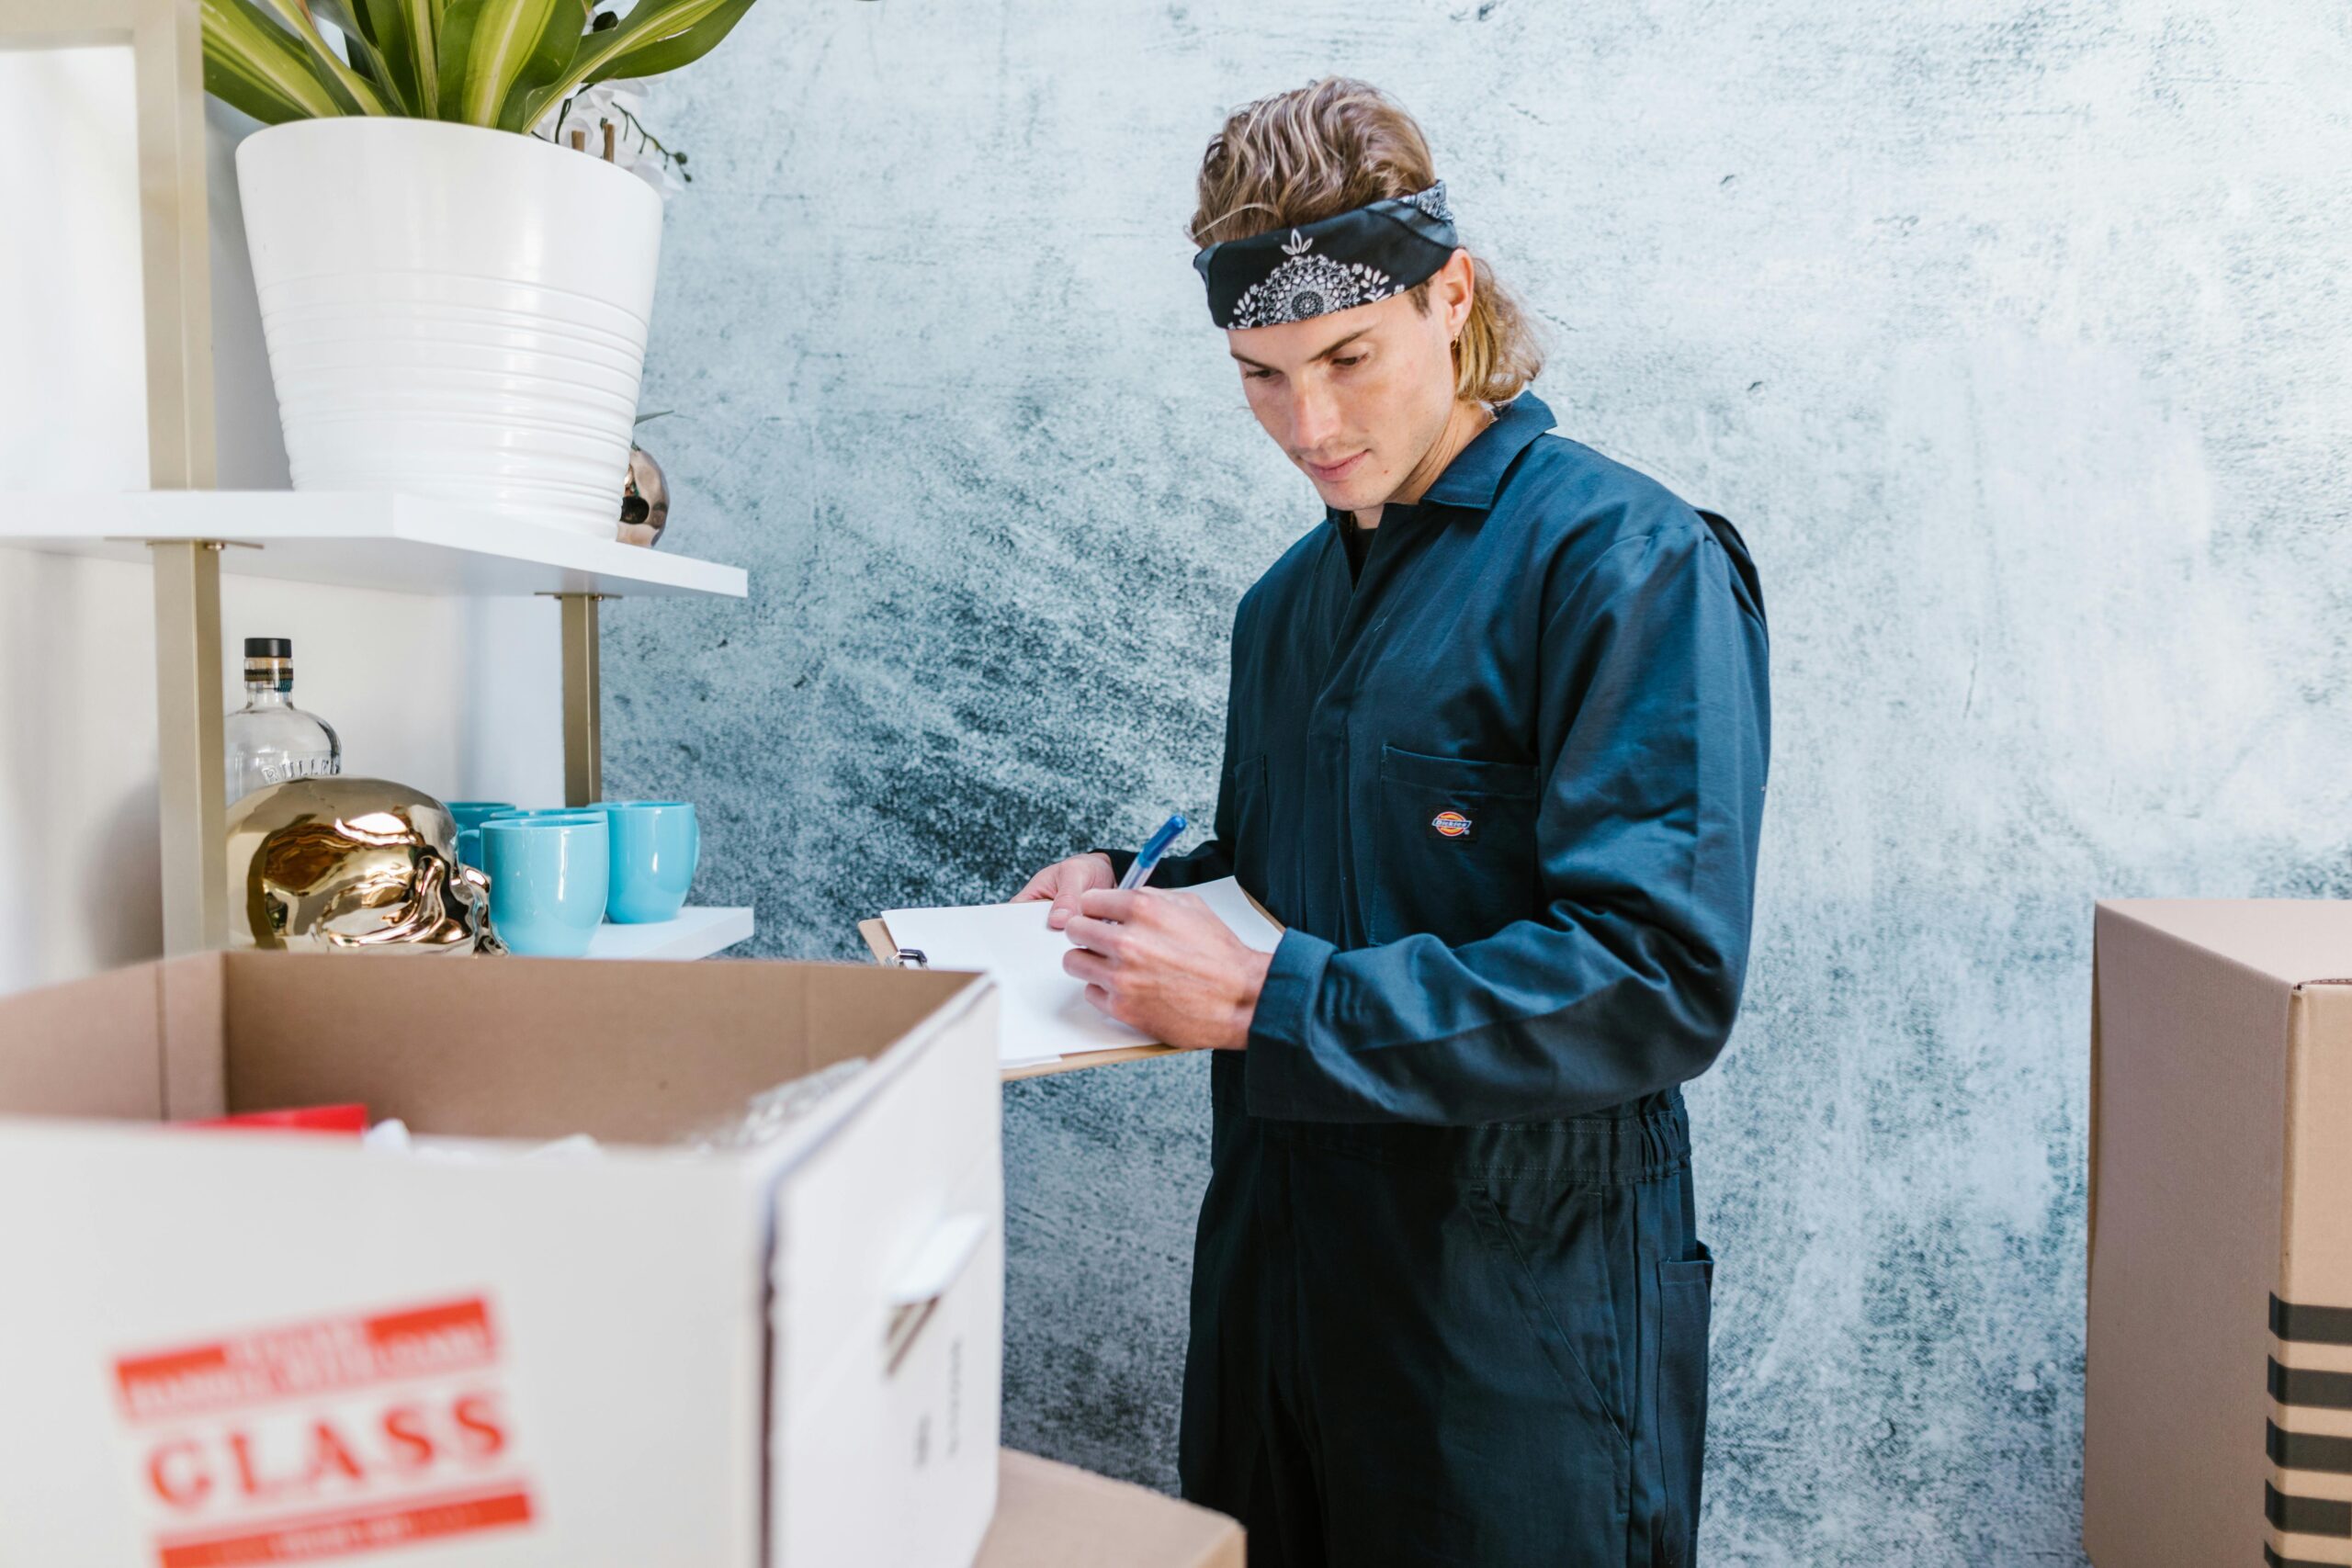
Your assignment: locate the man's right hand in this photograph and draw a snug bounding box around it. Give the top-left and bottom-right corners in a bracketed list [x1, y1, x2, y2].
[1013, 852, 1118, 931]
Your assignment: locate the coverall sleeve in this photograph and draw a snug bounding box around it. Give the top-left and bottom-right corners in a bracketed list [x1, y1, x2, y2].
[1242, 518, 1770, 1125]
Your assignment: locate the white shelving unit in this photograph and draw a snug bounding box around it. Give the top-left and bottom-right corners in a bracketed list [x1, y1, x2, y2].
[584, 907, 755, 961]
[0, 491, 747, 598]
[0, 490, 752, 957]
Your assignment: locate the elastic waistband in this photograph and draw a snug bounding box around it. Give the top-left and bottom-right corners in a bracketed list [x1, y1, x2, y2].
[1239, 1089, 1691, 1185]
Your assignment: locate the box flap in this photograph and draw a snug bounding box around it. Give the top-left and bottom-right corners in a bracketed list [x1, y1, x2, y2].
[157, 951, 228, 1120]
[207, 952, 980, 1145]
[976, 1451, 1242, 1568]
[2098, 898, 2352, 989]
[0, 958, 175, 1120]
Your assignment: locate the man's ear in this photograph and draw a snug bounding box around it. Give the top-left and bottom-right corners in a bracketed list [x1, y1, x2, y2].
[1440, 249, 1477, 336]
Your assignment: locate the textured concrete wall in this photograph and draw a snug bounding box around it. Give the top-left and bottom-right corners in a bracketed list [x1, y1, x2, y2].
[603, 3, 2352, 1560]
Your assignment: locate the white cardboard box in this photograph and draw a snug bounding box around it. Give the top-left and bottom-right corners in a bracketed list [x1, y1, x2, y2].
[0, 950, 1002, 1568]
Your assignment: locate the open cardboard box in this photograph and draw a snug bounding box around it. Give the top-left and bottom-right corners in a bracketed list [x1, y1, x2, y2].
[0, 949, 1003, 1568]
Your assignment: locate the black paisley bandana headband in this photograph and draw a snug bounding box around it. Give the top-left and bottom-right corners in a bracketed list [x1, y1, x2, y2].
[1193, 181, 1460, 330]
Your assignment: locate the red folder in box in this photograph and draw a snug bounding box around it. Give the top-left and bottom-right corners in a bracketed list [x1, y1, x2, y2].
[183, 1103, 368, 1136]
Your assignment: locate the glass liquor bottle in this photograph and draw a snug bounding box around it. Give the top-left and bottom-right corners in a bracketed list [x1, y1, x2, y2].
[224, 637, 342, 805]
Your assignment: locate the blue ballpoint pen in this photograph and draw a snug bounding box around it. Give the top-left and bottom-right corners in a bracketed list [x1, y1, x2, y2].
[1118, 812, 1189, 890]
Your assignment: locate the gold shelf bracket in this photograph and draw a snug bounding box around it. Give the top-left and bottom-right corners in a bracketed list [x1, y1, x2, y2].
[543, 592, 616, 807]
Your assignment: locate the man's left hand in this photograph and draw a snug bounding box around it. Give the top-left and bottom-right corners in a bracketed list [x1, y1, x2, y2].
[1061, 888, 1272, 1051]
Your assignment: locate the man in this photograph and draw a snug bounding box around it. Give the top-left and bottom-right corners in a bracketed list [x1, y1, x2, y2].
[1014, 78, 1770, 1567]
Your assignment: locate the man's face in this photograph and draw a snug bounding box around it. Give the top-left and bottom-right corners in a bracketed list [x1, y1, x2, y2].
[1227, 252, 1470, 513]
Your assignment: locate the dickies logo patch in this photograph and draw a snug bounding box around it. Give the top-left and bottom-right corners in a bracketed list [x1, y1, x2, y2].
[1430, 809, 1473, 840]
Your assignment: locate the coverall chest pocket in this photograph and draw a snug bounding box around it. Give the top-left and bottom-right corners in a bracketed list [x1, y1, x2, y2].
[1371, 745, 1540, 946]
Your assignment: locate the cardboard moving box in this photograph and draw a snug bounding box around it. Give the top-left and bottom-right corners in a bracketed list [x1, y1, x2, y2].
[2087, 901, 2352, 1568]
[978, 1451, 1242, 1567]
[0, 949, 1003, 1568]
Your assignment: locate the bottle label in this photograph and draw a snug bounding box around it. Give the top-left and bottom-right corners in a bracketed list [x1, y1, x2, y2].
[258, 756, 340, 786]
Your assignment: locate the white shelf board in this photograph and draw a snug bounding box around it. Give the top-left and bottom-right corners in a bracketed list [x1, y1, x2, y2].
[0, 491, 746, 599]
[582, 906, 753, 961]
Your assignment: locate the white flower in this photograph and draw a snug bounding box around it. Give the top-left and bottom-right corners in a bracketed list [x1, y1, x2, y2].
[629, 155, 686, 200]
[533, 79, 688, 203]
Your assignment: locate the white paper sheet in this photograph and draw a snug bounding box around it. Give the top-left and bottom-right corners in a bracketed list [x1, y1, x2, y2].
[880, 876, 1283, 1068]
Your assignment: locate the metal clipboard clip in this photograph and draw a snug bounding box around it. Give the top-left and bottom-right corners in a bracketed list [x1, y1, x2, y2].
[889, 947, 928, 969]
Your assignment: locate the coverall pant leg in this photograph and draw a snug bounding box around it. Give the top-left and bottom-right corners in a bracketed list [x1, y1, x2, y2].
[1179, 1089, 1713, 1568]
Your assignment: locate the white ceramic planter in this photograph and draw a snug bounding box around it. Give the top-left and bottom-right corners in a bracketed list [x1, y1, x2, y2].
[236, 118, 663, 539]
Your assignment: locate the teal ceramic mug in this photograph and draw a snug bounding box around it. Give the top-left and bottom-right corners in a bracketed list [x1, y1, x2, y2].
[594, 800, 700, 924]
[481, 813, 608, 956]
[470, 807, 605, 863]
[447, 801, 517, 871]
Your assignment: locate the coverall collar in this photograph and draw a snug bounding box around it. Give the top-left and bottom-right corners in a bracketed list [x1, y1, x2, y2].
[1422, 389, 1555, 508]
[1323, 390, 1557, 529]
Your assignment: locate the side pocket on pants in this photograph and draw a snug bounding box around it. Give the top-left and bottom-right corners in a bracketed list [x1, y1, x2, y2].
[1655, 1243, 1713, 1568]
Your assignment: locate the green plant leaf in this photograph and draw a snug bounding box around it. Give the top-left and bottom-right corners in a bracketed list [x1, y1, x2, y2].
[514, 0, 751, 130]
[505, 0, 593, 124]
[356, 0, 442, 118]
[438, 0, 582, 128]
[199, 0, 349, 122]
[585, 0, 752, 82]
[249, 0, 394, 113]
[201, 41, 323, 123]
[434, 0, 481, 116]
[311, 0, 411, 114]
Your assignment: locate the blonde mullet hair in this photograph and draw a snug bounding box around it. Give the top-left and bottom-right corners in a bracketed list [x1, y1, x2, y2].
[1188, 78, 1543, 406]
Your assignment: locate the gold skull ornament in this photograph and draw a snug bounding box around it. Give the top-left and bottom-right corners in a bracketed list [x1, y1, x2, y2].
[227, 778, 496, 953]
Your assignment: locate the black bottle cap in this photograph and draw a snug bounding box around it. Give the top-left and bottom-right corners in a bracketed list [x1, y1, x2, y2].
[244, 637, 292, 658]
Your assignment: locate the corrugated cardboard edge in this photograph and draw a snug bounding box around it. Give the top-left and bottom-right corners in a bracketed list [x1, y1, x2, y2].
[2280, 987, 2312, 1316]
[977, 1451, 1242, 1568]
[2082, 909, 2114, 1567]
[2083, 903, 2107, 1568]
[2268, 982, 2352, 1567]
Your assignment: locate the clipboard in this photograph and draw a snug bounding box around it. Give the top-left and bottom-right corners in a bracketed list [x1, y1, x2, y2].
[859, 885, 1283, 1084]
[857, 916, 1182, 1081]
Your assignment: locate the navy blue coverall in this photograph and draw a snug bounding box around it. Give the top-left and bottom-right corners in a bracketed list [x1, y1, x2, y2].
[1096, 389, 1770, 1568]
